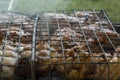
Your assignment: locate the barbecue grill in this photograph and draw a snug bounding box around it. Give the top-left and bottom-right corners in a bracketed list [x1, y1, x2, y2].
[0, 9, 120, 80]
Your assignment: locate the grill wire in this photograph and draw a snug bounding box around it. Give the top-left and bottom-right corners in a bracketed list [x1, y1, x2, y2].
[0, 9, 120, 80]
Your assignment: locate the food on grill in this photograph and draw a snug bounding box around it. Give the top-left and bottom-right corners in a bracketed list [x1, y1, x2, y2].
[75, 11, 94, 17]
[116, 46, 120, 52]
[0, 39, 19, 80]
[0, 10, 120, 80]
[0, 12, 29, 23]
[42, 12, 91, 24]
[51, 27, 83, 50]
[16, 41, 52, 78]
[0, 31, 5, 44]
[0, 57, 17, 80]
[0, 47, 18, 80]
[36, 41, 49, 50]
[0, 50, 18, 58]
[36, 50, 52, 76]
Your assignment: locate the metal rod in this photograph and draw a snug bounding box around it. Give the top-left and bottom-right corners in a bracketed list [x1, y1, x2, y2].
[102, 10, 120, 39]
[8, 0, 13, 11]
[0, 22, 11, 80]
[31, 15, 39, 80]
[54, 9, 66, 80]
[74, 9, 94, 61]
[1, 23, 11, 64]
[17, 22, 22, 65]
[99, 10, 120, 79]
[87, 9, 109, 79]
[63, 9, 81, 80]
[85, 9, 106, 54]
[93, 9, 116, 51]
[44, 10, 52, 80]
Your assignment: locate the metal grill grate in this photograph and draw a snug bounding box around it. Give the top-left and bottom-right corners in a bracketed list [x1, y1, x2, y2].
[0, 9, 120, 80]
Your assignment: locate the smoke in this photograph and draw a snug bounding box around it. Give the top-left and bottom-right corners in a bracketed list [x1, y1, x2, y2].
[13, 0, 71, 13]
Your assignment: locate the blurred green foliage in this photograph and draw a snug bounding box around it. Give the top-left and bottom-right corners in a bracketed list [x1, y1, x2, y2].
[0, 0, 120, 22]
[67, 0, 120, 23]
[13, 0, 120, 22]
[0, 0, 10, 11]
[13, 0, 70, 13]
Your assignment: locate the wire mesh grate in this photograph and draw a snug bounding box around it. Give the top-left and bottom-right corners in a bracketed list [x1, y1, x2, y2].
[0, 9, 120, 80]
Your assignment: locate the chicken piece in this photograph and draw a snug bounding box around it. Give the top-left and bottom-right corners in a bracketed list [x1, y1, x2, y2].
[22, 44, 32, 51]
[2, 40, 18, 46]
[16, 59, 31, 78]
[5, 27, 33, 44]
[7, 34, 32, 44]
[75, 11, 94, 17]
[0, 44, 22, 51]
[95, 21, 109, 25]
[56, 27, 82, 37]
[10, 29, 25, 36]
[0, 45, 15, 50]
[55, 46, 118, 80]
[75, 11, 97, 24]
[17, 50, 38, 79]
[17, 39, 51, 78]
[0, 13, 27, 23]
[17, 49, 51, 78]
[0, 57, 17, 80]
[110, 52, 119, 62]
[97, 29, 120, 48]
[66, 69, 79, 80]
[36, 41, 49, 51]
[42, 13, 67, 19]
[97, 29, 118, 35]
[8, 26, 31, 36]
[116, 46, 120, 53]
[0, 50, 18, 58]
[81, 25, 120, 52]
[51, 27, 83, 49]
[0, 45, 18, 80]
[76, 52, 120, 80]
[0, 31, 5, 44]
[1, 41, 24, 52]
[81, 24, 100, 35]
[36, 50, 51, 75]
[42, 13, 86, 23]
[20, 51, 32, 58]
[101, 53, 120, 80]
[65, 45, 85, 57]
[55, 46, 89, 79]
[55, 57, 75, 73]
[65, 48, 76, 57]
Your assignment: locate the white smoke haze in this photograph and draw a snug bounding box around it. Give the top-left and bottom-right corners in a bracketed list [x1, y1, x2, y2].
[12, 0, 71, 13]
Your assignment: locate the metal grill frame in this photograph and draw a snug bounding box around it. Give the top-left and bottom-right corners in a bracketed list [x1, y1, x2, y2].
[0, 9, 119, 80]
